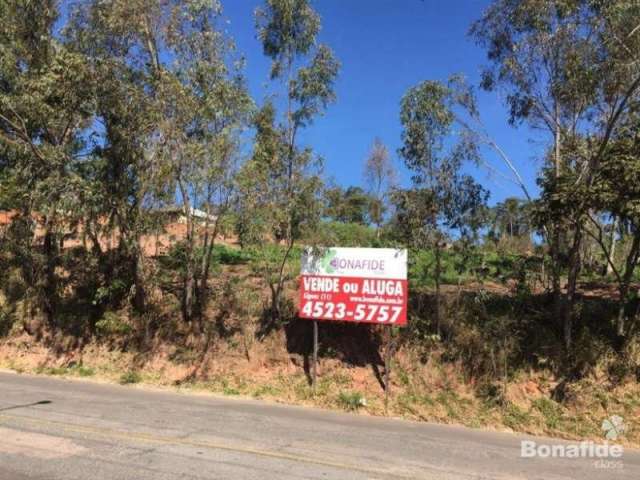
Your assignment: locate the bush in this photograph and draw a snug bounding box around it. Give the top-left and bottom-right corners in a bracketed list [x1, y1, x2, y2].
[36, 366, 67, 376]
[210, 245, 252, 265]
[0, 307, 15, 337]
[337, 391, 367, 411]
[409, 249, 468, 288]
[502, 402, 531, 429]
[318, 222, 378, 247]
[532, 397, 563, 430]
[92, 279, 128, 307]
[75, 365, 95, 377]
[119, 371, 142, 385]
[95, 312, 132, 337]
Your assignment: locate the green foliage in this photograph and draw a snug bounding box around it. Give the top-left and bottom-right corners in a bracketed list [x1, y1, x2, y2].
[256, 0, 321, 78]
[471, 0, 603, 128]
[532, 398, 564, 430]
[502, 403, 532, 430]
[41, 363, 96, 378]
[0, 0, 99, 326]
[222, 385, 240, 396]
[75, 365, 96, 377]
[252, 384, 281, 398]
[410, 249, 463, 287]
[248, 244, 302, 283]
[93, 280, 128, 307]
[36, 366, 68, 376]
[119, 371, 142, 385]
[489, 197, 532, 242]
[95, 312, 132, 337]
[399, 80, 455, 176]
[0, 306, 15, 338]
[407, 248, 533, 288]
[473, 0, 640, 351]
[231, 0, 341, 323]
[337, 391, 367, 411]
[210, 245, 253, 265]
[318, 221, 378, 248]
[395, 76, 490, 248]
[325, 186, 373, 225]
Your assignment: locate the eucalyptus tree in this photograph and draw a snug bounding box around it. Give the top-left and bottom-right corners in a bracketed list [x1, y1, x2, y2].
[68, 0, 252, 325]
[491, 198, 532, 241]
[471, 0, 599, 330]
[585, 109, 640, 343]
[325, 185, 372, 225]
[398, 79, 489, 336]
[364, 138, 396, 237]
[472, 0, 640, 352]
[149, 2, 252, 325]
[66, 0, 171, 313]
[0, 0, 97, 325]
[235, 102, 283, 250]
[581, 1, 640, 343]
[246, 0, 339, 323]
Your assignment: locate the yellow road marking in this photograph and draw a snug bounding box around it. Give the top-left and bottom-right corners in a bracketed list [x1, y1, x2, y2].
[0, 413, 425, 479]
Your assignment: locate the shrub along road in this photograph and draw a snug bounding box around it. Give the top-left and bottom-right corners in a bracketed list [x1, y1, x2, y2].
[0, 371, 637, 480]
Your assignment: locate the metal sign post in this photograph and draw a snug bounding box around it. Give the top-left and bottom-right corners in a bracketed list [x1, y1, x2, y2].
[384, 327, 392, 413]
[312, 320, 318, 394]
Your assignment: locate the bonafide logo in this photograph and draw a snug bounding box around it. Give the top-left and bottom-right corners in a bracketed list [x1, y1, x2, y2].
[520, 416, 627, 470]
[329, 257, 386, 273]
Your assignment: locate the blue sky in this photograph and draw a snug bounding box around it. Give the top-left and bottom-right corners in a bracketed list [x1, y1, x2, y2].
[221, 0, 548, 206]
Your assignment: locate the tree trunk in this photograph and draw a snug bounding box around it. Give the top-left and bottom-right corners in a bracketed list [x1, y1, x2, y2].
[270, 231, 295, 324]
[607, 217, 618, 276]
[563, 224, 583, 354]
[550, 226, 563, 321]
[132, 243, 146, 313]
[42, 227, 58, 326]
[617, 283, 629, 339]
[177, 177, 197, 326]
[554, 103, 561, 178]
[434, 239, 442, 338]
[271, 283, 280, 323]
[551, 105, 563, 323]
[183, 263, 195, 324]
[616, 234, 640, 338]
[198, 205, 223, 317]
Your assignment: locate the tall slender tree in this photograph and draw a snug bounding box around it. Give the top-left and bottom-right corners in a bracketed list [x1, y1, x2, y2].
[364, 137, 396, 237]
[243, 0, 339, 323]
[398, 79, 489, 336]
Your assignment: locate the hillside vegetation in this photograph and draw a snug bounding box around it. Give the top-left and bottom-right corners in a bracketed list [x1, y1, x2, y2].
[1, 0, 640, 446]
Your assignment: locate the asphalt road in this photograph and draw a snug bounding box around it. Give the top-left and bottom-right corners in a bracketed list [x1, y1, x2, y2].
[0, 371, 638, 479]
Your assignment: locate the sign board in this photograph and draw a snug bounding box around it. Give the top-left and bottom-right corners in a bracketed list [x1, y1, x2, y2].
[299, 247, 408, 326]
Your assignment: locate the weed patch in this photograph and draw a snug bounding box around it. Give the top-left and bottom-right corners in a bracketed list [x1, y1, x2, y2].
[337, 391, 367, 411]
[119, 371, 142, 385]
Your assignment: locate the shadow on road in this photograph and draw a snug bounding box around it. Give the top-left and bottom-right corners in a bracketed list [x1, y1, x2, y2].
[0, 400, 52, 412]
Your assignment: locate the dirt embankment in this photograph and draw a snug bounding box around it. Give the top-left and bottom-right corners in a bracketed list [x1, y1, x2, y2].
[1, 324, 638, 448]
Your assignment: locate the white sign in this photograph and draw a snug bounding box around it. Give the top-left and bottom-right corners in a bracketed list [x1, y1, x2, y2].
[301, 247, 408, 279]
